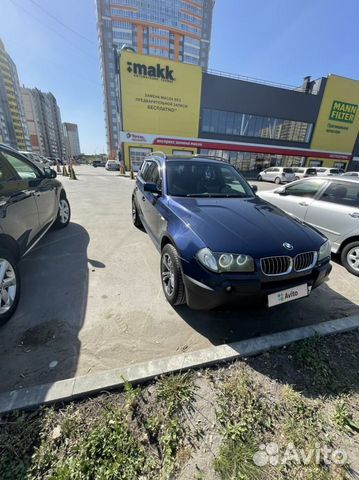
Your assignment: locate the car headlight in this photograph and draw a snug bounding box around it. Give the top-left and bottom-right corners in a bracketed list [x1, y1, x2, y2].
[318, 240, 331, 261]
[197, 248, 255, 272]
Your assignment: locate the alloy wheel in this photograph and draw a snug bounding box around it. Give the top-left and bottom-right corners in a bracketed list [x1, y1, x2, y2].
[0, 258, 16, 314]
[59, 199, 70, 224]
[347, 246, 359, 273]
[162, 252, 175, 296]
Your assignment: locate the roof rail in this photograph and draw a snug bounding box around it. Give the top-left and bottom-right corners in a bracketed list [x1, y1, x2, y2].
[192, 154, 230, 163]
[148, 151, 166, 159]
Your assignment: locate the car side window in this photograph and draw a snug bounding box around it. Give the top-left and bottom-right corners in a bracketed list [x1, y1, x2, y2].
[140, 161, 153, 181]
[284, 180, 325, 198]
[2, 152, 40, 180]
[147, 162, 161, 188]
[318, 182, 359, 208]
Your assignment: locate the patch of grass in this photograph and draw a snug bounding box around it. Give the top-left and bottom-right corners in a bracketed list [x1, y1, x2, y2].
[214, 439, 267, 480]
[154, 373, 196, 476]
[290, 333, 359, 394]
[333, 397, 359, 433]
[217, 368, 269, 442]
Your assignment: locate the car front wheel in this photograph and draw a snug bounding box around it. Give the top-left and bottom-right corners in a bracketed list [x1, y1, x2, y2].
[0, 249, 20, 326]
[160, 244, 186, 306]
[53, 196, 71, 229]
[341, 241, 359, 276]
[132, 196, 143, 228]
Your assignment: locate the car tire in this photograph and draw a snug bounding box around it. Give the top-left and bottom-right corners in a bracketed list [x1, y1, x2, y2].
[341, 241, 359, 276]
[275, 177, 281, 184]
[132, 196, 143, 228]
[0, 249, 21, 326]
[53, 195, 71, 229]
[160, 244, 186, 306]
[257, 175, 262, 181]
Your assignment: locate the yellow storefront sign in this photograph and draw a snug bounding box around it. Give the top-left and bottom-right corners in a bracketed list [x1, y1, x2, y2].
[119, 51, 202, 137]
[311, 75, 359, 152]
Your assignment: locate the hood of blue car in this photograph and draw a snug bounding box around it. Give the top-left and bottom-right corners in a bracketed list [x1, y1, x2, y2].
[169, 196, 326, 256]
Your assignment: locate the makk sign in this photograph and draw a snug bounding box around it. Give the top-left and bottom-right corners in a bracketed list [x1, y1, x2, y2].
[119, 51, 202, 137]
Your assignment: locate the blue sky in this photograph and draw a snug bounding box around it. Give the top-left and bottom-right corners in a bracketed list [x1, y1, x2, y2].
[1, 0, 357, 154]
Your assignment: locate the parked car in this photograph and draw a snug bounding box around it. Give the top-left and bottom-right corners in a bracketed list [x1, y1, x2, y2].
[92, 159, 106, 167]
[315, 167, 345, 176]
[105, 160, 120, 171]
[292, 167, 317, 180]
[342, 171, 359, 180]
[0, 144, 71, 324]
[257, 167, 296, 184]
[258, 177, 359, 275]
[132, 154, 331, 310]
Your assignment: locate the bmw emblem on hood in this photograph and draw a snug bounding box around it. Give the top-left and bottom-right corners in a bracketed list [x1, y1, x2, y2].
[283, 242, 293, 250]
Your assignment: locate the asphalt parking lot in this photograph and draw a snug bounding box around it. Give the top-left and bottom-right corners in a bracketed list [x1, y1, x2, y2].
[0, 165, 357, 394]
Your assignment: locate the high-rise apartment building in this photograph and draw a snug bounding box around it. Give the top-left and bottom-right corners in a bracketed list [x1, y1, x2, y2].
[63, 122, 81, 157]
[21, 87, 45, 154]
[29, 88, 66, 160]
[96, 0, 215, 157]
[0, 39, 31, 150]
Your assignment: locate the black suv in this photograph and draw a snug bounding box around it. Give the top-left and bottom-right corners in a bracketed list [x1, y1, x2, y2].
[0, 144, 71, 324]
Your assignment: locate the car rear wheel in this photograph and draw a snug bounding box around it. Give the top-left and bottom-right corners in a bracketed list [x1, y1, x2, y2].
[275, 177, 281, 184]
[53, 196, 71, 229]
[161, 244, 186, 306]
[257, 175, 262, 181]
[341, 241, 359, 276]
[0, 249, 20, 326]
[132, 196, 143, 228]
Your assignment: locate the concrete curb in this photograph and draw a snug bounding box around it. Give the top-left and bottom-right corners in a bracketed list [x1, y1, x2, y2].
[0, 314, 358, 414]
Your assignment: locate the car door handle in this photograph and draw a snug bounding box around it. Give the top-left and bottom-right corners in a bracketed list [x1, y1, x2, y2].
[298, 201, 309, 206]
[349, 212, 359, 218]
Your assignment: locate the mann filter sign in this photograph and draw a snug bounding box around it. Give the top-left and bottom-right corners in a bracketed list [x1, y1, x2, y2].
[119, 51, 202, 137]
[329, 101, 357, 123]
[311, 75, 359, 152]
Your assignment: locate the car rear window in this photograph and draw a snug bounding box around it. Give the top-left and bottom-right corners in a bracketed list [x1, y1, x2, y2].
[329, 169, 340, 174]
[283, 168, 293, 173]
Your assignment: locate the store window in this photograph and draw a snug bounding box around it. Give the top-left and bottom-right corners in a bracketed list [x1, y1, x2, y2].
[172, 150, 194, 156]
[201, 109, 313, 144]
[308, 159, 323, 167]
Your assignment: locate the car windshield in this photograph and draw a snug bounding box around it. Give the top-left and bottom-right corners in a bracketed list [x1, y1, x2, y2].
[166, 159, 255, 198]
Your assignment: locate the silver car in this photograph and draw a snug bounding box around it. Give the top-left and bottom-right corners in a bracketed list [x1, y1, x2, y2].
[257, 166, 296, 184]
[258, 177, 359, 276]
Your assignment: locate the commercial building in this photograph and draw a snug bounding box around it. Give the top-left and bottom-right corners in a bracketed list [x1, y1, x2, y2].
[25, 88, 66, 160]
[0, 39, 31, 151]
[63, 122, 81, 157]
[96, 0, 215, 158]
[118, 51, 359, 174]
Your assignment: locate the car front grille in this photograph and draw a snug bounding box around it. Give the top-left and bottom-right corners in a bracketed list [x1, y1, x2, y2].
[294, 251, 317, 272]
[260, 251, 317, 276]
[260, 256, 292, 276]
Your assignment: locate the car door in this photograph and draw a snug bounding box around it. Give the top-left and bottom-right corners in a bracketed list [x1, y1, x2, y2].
[270, 179, 327, 220]
[263, 167, 273, 181]
[304, 181, 359, 248]
[140, 160, 164, 242]
[0, 150, 40, 254]
[3, 151, 57, 229]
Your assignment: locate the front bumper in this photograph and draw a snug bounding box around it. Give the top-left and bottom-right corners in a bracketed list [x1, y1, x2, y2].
[182, 261, 332, 310]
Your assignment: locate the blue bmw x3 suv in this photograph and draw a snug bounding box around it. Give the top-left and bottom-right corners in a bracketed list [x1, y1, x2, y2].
[132, 154, 332, 310]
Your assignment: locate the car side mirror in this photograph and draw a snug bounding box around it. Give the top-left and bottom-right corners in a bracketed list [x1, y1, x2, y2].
[274, 187, 286, 195]
[144, 182, 161, 195]
[250, 184, 258, 193]
[43, 166, 57, 179]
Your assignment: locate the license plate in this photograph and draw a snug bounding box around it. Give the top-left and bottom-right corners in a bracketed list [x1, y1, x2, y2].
[268, 283, 308, 307]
